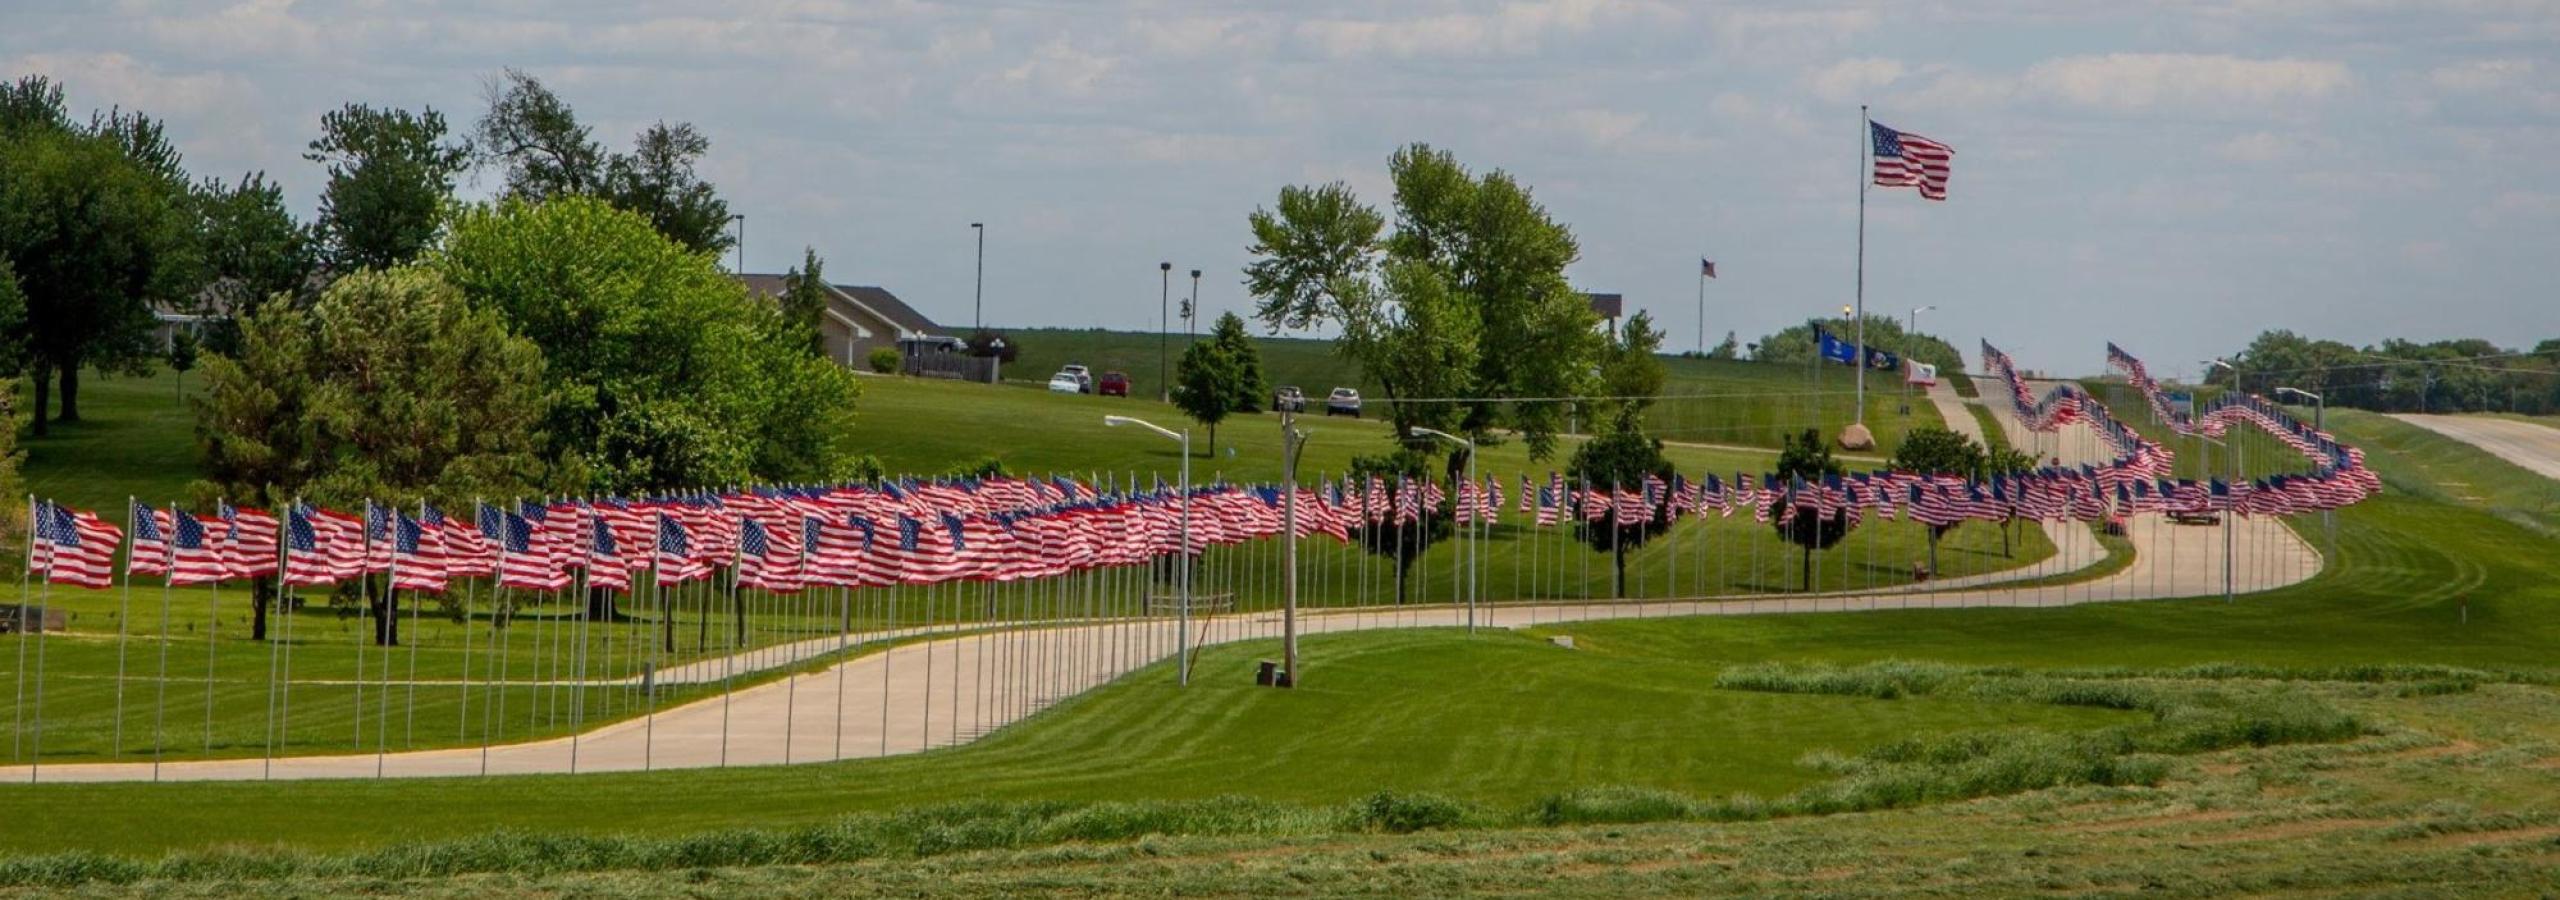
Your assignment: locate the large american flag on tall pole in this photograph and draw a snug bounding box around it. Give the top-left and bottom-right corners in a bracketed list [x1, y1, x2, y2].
[1870, 120, 1953, 200]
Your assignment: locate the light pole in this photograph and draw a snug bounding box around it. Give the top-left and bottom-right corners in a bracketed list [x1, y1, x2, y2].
[729, 213, 745, 273]
[1278, 412, 1309, 687]
[1906, 305, 1934, 342]
[1187, 269, 1201, 342]
[1158, 262, 1172, 403]
[2276, 385, 2331, 552]
[1409, 427, 1477, 634]
[1105, 414, 1192, 685]
[971, 223, 985, 333]
[2206, 359, 2239, 604]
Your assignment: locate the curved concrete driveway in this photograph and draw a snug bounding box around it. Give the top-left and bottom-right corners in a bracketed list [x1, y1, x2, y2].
[2394, 414, 2560, 482]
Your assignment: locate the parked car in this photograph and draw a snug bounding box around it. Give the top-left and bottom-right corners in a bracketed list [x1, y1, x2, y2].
[1325, 387, 1362, 417]
[1097, 372, 1130, 397]
[1054, 365, 1093, 394]
[1273, 385, 1306, 412]
[1047, 372, 1085, 394]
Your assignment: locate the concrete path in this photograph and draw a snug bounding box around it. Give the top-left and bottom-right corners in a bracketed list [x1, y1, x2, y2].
[2393, 414, 2560, 483]
[0, 390, 2331, 784]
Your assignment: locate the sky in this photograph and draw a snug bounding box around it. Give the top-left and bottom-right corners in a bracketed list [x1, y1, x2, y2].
[7, 0, 2559, 378]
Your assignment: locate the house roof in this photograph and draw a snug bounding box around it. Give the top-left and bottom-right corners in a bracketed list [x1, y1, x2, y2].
[735, 274, 944, 338]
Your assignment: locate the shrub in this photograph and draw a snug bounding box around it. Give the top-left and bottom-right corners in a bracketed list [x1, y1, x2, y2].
[1347, 790, 1472, 834]
[868, 346, 901, 374]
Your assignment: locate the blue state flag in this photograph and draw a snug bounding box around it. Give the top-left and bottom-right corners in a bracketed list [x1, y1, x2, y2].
[1865, 347, 1901, 371]
[1818, 330, 1859, 365]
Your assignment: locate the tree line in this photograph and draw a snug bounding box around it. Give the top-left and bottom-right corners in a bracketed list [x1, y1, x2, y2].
[0, 71, 864, 637]
[2213, 330, 2560, 415]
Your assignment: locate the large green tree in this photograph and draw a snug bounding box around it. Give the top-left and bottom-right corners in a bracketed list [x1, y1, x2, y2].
[305, 103, 470, 271]
[1564, 425, 1675, 597]
[192, 266, 560, 641]
[1593, 309, 1667, 431]
[0, 78, 197, 433]
[1243, 145, 1602, 459]
[435, 197, 861, 493]
[191, 170, 312, 350]
[475, 70, 735, 255]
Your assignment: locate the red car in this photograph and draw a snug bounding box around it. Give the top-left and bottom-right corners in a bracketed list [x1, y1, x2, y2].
[1097, 372, 1130, 397]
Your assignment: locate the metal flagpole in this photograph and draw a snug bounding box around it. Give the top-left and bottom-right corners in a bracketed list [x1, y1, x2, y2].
[115, 497, 136, 758]
[153, 501, 176, 780]
[1855, 105, 1871, 427]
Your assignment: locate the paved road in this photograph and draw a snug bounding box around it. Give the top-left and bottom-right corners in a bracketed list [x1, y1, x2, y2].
[0, 389, 2327, 784]
[2393, 414, 2560, 483]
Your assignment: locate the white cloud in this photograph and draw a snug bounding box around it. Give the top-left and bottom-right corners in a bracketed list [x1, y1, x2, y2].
[2429, 58, 2533, 91]
[1296, 0, 1676, 58]
[2022, 53, 2352, 111]
[1806, 57, 1905, 103]
[1712, 8, 1877, 57]
[994, 38, 1117, 99]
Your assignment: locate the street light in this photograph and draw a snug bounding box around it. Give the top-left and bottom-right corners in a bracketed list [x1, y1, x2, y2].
[729, 213, 745, 273]
[1158, 263, 1172, 403]
[2203, 359, 2240, 605]
[971, 223, 985, 333]
[1187, 269, 1201, 342]
[1277, 412, 1310, 687]
[1408, 426, 1477, 635]
[1104, 414, 1192, 685]
[1907, 304, 1935, 337]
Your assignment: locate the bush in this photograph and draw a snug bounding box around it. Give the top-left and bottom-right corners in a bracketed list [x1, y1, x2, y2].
[867, 346, 900, 374]
[1346, 790, 1473, 834]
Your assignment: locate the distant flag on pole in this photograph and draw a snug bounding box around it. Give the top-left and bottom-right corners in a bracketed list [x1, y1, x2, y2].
[1700, 257, 1717, 279]
[1870, 119, 1953, 200]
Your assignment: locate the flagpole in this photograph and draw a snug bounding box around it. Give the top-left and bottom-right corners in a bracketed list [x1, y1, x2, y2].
[1696, 260, 1707, 355]
[1855, 104, 1870, 429]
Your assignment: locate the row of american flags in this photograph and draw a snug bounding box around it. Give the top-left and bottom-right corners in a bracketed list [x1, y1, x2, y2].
[20, 342, 2379, 597]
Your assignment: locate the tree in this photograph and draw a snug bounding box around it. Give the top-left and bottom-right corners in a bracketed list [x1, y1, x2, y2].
[436, 197, 864, 494]
[1564, 424, 1674, 597]
[306, 103, 470, 271]
[191, 170, 312, 352]
[1344, 449, 1449, 606]
[1773, 428, 1851, 591]
[1707, 330, 1740, 360]
[473, 68, 605, 202]
[191, 266, 561, 642]
[1340, 259, 1477, 439]
[476, 71, 735, 255]
[0, 82, 196, 435]
[1244, 145, 1603, 460]
[1174, 328, 1246, 455]
[777, 246, 828, 358]
[1887, 424, 1986, 574]
[603, 121, 734, 255]
[1593, 310, 1668, 431]
[165, 327, 197, 402]
[1208, 312, 1266, 413]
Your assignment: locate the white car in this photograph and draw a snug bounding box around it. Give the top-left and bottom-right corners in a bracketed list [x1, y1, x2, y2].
[1047, 373, 1085, 394]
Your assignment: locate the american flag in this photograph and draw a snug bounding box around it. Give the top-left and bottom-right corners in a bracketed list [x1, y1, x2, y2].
[654, 513, 711, 585]
[282, 504, 363, 587]
[737, 517, 805, 592]
[584, 509, 632, 593]
[361, 501, 396, 574]
[429, 503, 496, 577]
[498, 511, 569, 591]
[218, 501, 279, 580]
[33, 501, 120, 589]
[168, 510, 228, 585]
[1871, 120, 1953, 200]
[391, 510, 449, 593]
[800, 513, 866, 587]
[128, 500, 171, 577]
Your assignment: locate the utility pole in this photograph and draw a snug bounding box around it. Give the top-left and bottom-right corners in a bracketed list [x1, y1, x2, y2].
[1158, 262, 1172, 403]
[1187, 269, 1202, 342]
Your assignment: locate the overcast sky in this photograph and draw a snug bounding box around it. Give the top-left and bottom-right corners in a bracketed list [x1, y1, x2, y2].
[9, 0, 2558, 377]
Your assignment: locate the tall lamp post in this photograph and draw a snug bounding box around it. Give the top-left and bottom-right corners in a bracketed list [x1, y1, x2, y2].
[729, 213, 745, 273]
[970, 223, 985, 333]
[2205, 359, 2240, 604]
[1278, 412, 1310, 686]
[2276, 385, 2331, 552]
[1409, 427, 1477, 635]
[1158, 262, 1172, 403]
[1104, 415, 1192, 685]
[1187, 269, 1201, 342]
